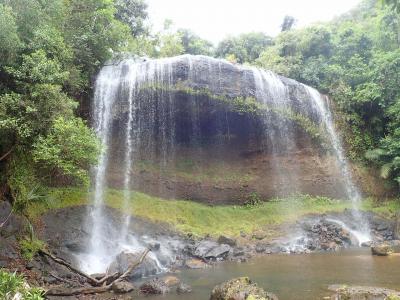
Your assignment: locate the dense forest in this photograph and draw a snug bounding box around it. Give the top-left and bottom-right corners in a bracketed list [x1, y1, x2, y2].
[1, 0, 399, 216]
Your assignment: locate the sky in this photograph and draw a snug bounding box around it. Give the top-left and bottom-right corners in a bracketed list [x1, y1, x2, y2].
[146, 0, 362, 44]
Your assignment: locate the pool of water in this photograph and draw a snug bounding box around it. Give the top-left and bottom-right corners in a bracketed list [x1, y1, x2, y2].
[141, 248, 400, 300]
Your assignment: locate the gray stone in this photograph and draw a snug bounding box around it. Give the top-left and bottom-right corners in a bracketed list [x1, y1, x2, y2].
[176, 283, 192, 294]
[371, 243, 393, 256]
[112, 281, 135, 293]
[217, 235, 237, 247]
[140, 278, 169, 294]
[193, 240, 231, 260]
[193, 240, 219, 257]
[210, 277, 278, 300]
[184, 258, 208, 269]
[205, 244, 231, 259]
[107, 250, 160, 279]
[328, 284, 400, 300]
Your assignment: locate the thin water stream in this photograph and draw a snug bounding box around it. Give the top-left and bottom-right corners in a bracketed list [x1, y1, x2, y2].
[141, 249, 400, 300]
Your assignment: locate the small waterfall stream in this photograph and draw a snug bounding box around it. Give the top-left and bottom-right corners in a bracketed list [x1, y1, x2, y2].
[82, 55, 369, 273]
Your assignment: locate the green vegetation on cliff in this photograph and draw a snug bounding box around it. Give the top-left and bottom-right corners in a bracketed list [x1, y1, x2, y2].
[29, 188, 400, 237]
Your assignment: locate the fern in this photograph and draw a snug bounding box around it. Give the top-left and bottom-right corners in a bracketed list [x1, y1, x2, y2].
[380, 163, 393, 179]
[365, 148, 386, 161]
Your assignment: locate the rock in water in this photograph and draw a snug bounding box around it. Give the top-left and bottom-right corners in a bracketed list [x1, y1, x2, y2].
[140, 278, 169, 294]
[371, 243, 393, 256]
[107, 250, 159, 279]
[184, 258, 208, 269]
[210, 277, 278, 300]
[328, 284, 400, 300]
[193, 240, 231, 260]
[177, 283, 192, 294]
[162, 275, 180, 287]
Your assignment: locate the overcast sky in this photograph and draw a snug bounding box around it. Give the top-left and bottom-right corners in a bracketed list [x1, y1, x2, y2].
[146, 0, 361, 44]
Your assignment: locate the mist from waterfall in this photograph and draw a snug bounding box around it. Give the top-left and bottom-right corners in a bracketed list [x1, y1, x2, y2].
[82, 54, 368, 273]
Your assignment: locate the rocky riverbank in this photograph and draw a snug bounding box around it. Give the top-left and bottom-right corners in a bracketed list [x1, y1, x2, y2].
[1, 202, 400, 299]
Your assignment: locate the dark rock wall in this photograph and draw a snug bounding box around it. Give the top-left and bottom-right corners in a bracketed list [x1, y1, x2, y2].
[94, 55, 377, 204]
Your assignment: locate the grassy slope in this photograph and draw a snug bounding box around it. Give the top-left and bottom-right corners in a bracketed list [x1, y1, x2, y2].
[28, 188, 400, 238]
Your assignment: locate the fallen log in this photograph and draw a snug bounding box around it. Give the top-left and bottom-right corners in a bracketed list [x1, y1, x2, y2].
[38, 249, 99, 286]
[44, 248, 150, 296]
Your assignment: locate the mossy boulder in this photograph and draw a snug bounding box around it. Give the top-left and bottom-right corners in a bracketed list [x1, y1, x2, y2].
[210, 277, 278, 300]
[371, 243, 394, 256]
[328, 284, 400, 299]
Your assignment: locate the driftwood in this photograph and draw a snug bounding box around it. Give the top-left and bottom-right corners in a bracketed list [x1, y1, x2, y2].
[39, 249, 99, 286]
[44, 248, 150, 296]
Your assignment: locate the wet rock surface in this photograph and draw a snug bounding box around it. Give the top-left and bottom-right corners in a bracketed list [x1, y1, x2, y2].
[210, 277, 278, 300]
[0, 201, 27, 267]
[371, 243, 393, 256]
[107, 250, 160, 279]
[328, 284, 400, 300]
[140, 278, 170, 294]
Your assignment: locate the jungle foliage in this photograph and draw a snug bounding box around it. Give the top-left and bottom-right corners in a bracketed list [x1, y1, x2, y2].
[1, 0, 400, 210]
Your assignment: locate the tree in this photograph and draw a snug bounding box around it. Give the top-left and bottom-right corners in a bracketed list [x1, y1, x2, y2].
[281, 15, 296, 32]
[157, 19, 184, 57]
[178, 29, 214, 56]
[114, 0, 148, 36]
[0, 4, 22, 66]
[216, 32, 273, 63]
[383, 0, 400, 13]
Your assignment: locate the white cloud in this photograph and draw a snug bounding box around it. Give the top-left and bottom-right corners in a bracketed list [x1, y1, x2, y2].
[146, 0, 361, 44]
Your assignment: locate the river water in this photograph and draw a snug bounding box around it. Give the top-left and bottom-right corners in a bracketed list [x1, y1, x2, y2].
[141, 248, 400, 300]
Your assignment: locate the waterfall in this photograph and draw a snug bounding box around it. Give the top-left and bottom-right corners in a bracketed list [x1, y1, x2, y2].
[252, 69, 301, 195]
[81, 55, 368, 273]
[304, 86, 370, 237]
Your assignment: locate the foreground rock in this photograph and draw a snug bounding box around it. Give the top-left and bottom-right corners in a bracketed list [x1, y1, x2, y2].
[329, 284, 400, 300]
[210, 277, 278, 300]
[371, 243, 393, 256]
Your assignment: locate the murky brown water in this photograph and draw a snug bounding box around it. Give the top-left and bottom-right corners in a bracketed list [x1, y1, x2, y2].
[141, 248, 400, 300]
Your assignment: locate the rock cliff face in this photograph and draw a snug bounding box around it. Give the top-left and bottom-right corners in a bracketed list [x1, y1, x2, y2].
[94, 54, 374, 204]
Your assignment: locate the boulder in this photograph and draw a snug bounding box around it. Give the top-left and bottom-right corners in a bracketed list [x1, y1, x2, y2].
[255, 243, 268, 253]
[111, 281, 135, 293]
[162, 275, 180, 287]
[205, 244, 231, 259]
[394, 211, 400, 240]
[0, 201, 28, 238]
[218, 235, 237, 247]
[252, 231, 267, 240]
[177, 283, 192, 294]
[371, 243, 393, 256]
[107, 250, 160, 279]
[194, 240, 219, 257]
[185, 258, 208, 269]
[140, 278, 169, 294]
[328, 284, 400, 300]
[193, 240, 231, 260]
[210, 277, 278, 300]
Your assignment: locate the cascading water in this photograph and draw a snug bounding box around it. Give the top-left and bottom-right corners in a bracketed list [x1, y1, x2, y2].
[252, 69, 301, 195]
[82, 54, 369, 274]
[305, 86, 370, 238]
